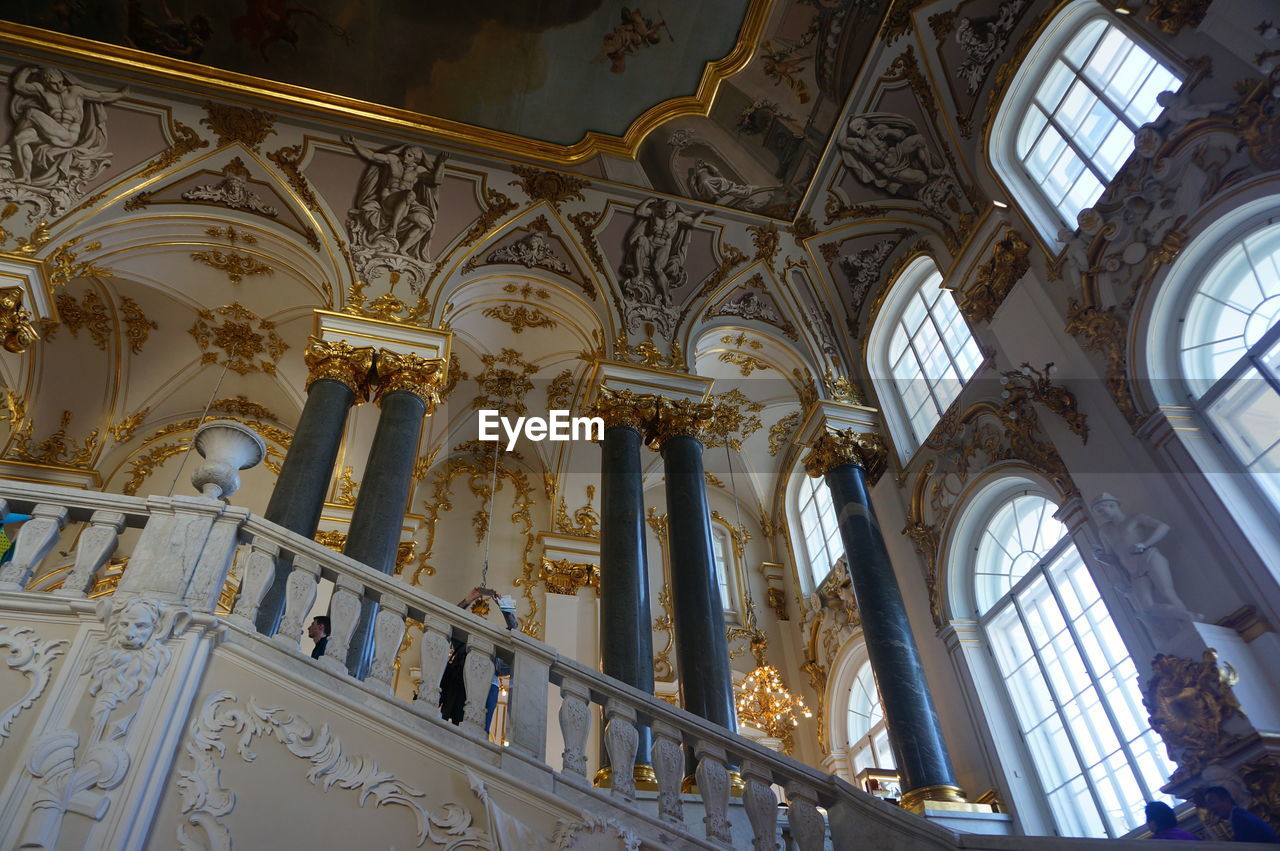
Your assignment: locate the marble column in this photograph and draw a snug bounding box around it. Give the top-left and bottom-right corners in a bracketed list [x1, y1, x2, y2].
[345, 349, 447, 679]
[803, 428, 962, 808]
[594, 388, 659, 779]
[257, 338, 374, 635]
[652, 398, 736, 733]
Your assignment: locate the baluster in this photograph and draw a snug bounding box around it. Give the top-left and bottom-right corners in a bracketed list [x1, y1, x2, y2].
[784, 784, 826, 851]
[651, 719, 685, 824]
[557, 677, 591, 782]
[366, 596, 407, 695]
[507, 644, 550, 762]
[694, 741, 732, 845]
[53, 510, 125, 597]
[742, 758, 779, 851]
[0, 504, 69, 590]
[603, 700, 639, 801]
[318, 575, 362, 676]
[229, 539, 280, 627]
[271, 555, 319, 648]
[415, 613, 452, 709]
[461, 635, 495, 736]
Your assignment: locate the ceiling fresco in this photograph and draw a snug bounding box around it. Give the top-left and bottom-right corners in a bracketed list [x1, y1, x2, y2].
[0, 0, 749, 145]
[0, 0, 898, 220]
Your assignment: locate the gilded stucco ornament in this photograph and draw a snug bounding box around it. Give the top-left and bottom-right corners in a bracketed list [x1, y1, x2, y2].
[802, 428, 888, 483]
[1143, 0, 1212, 35]
[373, 349, 447, 408]
[0, 286, 39, 353]
[587, 388, 658, 432]
[999, 362, 1088, 442]
[646, 397, 717, 448]
[539, 558, 600, 597]
[957, 229, 1031, 324]
[304, 335, 373, 394]
[1143, 649, 1244, 779]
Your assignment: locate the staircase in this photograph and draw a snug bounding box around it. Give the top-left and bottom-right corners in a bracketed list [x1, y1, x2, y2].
[0, 481, 1237, 849]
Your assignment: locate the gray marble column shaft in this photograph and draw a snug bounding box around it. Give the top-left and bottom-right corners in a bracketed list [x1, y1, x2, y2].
[256, 377, 355, 634]
[344, 389, 427, 678]
[599, 423, 654, 766]
[825, 461, 958, 795]
[661, 434, 736, 732]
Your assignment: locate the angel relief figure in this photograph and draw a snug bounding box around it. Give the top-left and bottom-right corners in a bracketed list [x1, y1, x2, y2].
[343, 136, 447, 263]
[760, 39, 811, 103]
[590, 8, 671, 74]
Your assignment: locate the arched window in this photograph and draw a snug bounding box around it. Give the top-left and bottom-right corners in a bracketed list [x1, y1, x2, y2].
[1177, 220, 1280, 510]
[711, 522, 741, 620]
[868, 256, 981, 457]
[973, 492, 1173, 837]
[847, 661, 895, 775]
[794, 472, 843, 587]
[990, 1, 1182, 242]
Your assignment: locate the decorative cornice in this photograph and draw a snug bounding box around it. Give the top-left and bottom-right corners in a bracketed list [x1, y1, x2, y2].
[588, 387, 659, 432]
[303, 337, 375, 397]
[374, 349, 448, 408]
[802, 428, 888, 483]
[647, 397, 718, 448]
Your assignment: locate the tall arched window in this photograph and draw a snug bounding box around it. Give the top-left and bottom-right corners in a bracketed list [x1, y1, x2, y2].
[1178, 220, 1280, 510]
[848, 661, 895, 775]
[868, 256, 981, 457]
[973, 492, 1173, 837]
[711, 522, 741, 620]
[794, 472, 843, 587]
[990, 1, 1182, 242]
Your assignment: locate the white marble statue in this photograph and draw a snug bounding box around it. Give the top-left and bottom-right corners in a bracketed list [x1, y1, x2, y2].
[1091, 493, 1201, 625]
[835, 112, 961, 216]
[343, 135, 447, 262]
[1, 65, 125, 217]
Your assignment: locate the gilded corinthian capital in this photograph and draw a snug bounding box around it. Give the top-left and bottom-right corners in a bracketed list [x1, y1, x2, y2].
[374, 348, 448, 408]
[802, 428, 888, 483]
[588, 387, 658, 432]
[647, 396, 718, 448]
[304, 337, 375, 396]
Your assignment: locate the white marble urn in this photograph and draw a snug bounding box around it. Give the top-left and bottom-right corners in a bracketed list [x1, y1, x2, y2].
[191, 419, 266, 499]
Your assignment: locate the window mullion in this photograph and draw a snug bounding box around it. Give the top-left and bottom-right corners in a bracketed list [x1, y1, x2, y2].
[1011, 576, 1114, 836]
[1039, 110, 1111, 189]
[1042, 562, 1155, 805]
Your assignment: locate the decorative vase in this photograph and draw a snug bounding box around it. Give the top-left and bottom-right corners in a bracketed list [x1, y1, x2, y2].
[190, 419, 266, 499]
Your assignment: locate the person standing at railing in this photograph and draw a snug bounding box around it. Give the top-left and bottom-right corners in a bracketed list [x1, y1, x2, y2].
[308, 616, 330, 660]
[0, 510, 32, 565]
[440, 587, 518, 733]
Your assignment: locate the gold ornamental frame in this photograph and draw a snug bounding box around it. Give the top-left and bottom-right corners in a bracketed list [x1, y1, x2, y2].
[0, 0, 772, 166]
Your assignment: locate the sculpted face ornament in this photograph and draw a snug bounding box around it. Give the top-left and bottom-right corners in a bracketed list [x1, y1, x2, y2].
[116, 599, 158, 650]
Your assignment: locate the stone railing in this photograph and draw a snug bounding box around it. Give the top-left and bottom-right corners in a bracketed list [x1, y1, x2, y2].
[0, 480, 955, 849]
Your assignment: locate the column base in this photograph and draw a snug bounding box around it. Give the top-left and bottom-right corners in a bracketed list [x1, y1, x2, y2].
[593, 763, 658, 791]
[900, 784, 993, 814]
[681, 770, 745, 797]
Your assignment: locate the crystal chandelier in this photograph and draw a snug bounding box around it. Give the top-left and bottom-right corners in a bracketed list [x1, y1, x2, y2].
[735, 637, 812, 754]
